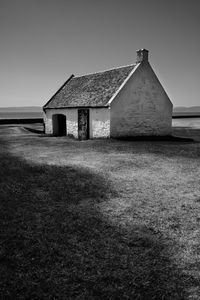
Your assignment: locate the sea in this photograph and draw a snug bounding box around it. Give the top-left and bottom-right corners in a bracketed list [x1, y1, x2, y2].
[0, 112, 43, 119]
[172, 117, 200, 128]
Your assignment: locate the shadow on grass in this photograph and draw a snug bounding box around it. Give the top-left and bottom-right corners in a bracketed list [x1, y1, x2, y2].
[0, 146, 196, 299]
[172, 127, 200, 141]
[24, 126, 44, 134]
[115, 135, 194, 142]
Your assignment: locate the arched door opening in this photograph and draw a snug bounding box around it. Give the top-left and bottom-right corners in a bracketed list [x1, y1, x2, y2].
[52, 114, 67, 136]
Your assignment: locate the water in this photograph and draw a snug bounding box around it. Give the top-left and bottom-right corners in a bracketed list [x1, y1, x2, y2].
[172, 117, 200, 128]
[0, 112, 43, 119]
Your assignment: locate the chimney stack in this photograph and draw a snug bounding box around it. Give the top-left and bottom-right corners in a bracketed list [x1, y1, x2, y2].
[136, 49, 149, 63]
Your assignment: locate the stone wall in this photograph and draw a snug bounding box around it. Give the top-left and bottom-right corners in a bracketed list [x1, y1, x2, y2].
[44, 108, 78, 138]
[44, 107, 110, 139]
[110, 61, 173, 137]
[90, 108, 110, 138]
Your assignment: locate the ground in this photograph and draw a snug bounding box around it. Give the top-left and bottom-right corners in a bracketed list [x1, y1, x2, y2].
[0, 121, 200, 299]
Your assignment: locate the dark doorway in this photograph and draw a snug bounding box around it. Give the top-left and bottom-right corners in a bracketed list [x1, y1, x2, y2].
[78, 109, 89, 140]
[52, 114, 66, 136]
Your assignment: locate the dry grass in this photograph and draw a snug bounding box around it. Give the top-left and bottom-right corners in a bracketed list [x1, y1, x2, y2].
[0, 123, 200, 299]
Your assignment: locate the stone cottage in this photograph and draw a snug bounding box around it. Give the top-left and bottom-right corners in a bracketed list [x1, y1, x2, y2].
[43, 49, 173, 139]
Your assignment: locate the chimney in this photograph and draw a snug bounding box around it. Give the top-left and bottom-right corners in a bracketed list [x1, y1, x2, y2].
[136, 49, 149, 63]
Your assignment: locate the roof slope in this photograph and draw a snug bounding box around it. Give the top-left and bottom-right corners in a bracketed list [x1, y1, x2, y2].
[44, 64, 136, 108]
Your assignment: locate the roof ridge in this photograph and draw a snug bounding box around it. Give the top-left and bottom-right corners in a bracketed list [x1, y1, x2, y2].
[44, 63, 137, 108]
[107, 63, 140, 105]
[74, 63, 136, 78]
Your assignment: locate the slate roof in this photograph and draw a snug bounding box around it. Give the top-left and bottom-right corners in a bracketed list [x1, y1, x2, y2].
[44, 64, 136, 109]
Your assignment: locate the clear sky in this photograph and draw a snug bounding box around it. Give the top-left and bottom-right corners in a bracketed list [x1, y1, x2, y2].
[0, 0, 199, 108]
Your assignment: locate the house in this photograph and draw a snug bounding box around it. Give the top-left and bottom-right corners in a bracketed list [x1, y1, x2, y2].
[43, 49, 173, 140]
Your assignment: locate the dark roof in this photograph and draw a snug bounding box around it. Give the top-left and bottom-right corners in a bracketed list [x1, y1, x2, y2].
[44, 64, 136, 108]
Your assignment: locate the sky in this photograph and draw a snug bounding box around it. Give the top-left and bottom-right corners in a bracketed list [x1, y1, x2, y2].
[0, 0, 199, 108]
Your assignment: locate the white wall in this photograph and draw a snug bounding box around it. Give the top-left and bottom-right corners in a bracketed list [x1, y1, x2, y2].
[44, 108, 78, 138]
[110, 62, 173, 137]
[90, 108, 110, 138]
[44, 107, 110, 139]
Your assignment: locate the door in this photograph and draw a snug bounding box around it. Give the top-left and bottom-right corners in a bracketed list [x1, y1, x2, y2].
[57, 114, 66, 136]
[52, 114, 66, 136]
[78, 109, 89, 140]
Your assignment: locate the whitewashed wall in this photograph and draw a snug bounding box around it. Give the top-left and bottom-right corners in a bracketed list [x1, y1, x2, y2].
[44, 108, 78, 138]
[44, 107, 110, 139]
[110, 62, 173, 137]
[90, 108, 110, 138]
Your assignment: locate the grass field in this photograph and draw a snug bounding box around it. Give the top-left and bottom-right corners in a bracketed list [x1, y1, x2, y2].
[0, 121, 200, 299]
